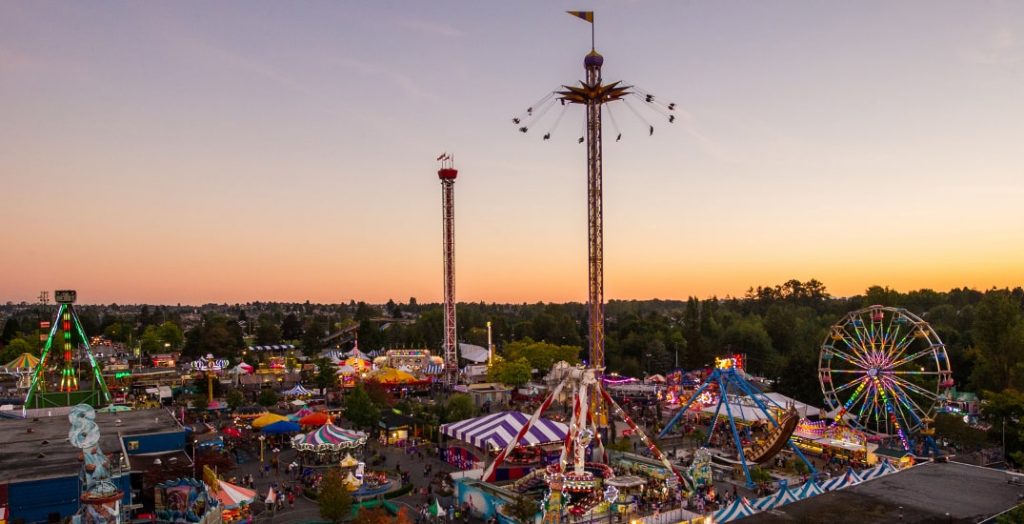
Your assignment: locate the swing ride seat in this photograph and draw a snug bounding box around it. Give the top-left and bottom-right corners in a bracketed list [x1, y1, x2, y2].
[744, 407, 800, 464]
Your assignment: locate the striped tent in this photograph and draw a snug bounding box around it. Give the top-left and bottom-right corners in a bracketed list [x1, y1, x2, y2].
[215, 479, 256, 509]
[282, 384, 313, 396]
[713, 497, 758, 523]
[752, 483, 800, 510]
[292, 423, 367, 451]
[440, 411, 568, 451]
[4, 353, 39, 371]
[247, 344, 295, 351]
[794, 480, 824, 500]
[821, 468, 864, 492]
[425, 364, 444, 375]
[860, 459, 897, 481]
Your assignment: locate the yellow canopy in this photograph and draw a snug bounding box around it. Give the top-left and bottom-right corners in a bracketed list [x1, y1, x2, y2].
[4, 353, 39, 370]
[252, 413, 288, 429]
[374, 367, 418, 384]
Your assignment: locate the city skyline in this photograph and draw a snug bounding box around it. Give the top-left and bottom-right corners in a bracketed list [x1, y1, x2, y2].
[2, 2, 1023, 305]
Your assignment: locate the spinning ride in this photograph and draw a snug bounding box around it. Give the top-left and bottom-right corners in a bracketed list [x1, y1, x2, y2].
[481, 365, 685, 520]
[659, 357, 816, 488]
[820, 305, 953, 453]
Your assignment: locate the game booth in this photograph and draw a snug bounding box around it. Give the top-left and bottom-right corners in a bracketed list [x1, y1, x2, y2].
[440, 411, 568, 481]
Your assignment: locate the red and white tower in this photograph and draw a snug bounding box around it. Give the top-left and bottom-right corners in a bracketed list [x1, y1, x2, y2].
[438, 155, 459, 385]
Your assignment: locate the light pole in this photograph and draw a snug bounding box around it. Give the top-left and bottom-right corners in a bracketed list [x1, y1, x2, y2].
[259, 435, 266, 463]
[604, 485, 618, 524]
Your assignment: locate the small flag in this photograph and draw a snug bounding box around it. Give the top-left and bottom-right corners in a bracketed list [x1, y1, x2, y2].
[436, 152, 448, 161]
[567, 11, 594, 23]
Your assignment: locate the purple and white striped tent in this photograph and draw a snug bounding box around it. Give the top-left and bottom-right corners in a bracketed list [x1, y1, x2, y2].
[440, 411, 568, 451]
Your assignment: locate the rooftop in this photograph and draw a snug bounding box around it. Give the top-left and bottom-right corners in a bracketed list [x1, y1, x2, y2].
[745, 461, 1022, 523]
[0, 408, 182, 483]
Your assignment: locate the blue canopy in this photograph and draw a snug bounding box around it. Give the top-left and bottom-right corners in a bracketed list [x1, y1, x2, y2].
[261, 420, 301, 434]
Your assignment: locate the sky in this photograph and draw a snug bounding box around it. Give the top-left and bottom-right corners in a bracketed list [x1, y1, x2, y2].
[1, 1, 1023, 305]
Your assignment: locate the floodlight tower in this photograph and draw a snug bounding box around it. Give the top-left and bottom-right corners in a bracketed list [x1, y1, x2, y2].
[438, 154, 459, 385]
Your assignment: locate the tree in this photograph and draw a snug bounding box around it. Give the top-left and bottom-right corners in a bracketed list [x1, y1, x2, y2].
[258, 389, 279, 407]
[0, 338, 34, 364]
[971, 291, 1024, 390]
[487, 358, 532, 387]
[314, 358, 338, 393]
[343, 385, 380, 430]
[256, 315, 282, 345]
[1, 316, 21, 345]
[446, 394, 477, 422]
[281, 313, 303, 340]
[140, 325, 163, 355]
[318, 469, 353, 523]
[157, 321, 184, 349]
[226, 390, 246, 410]
[504, 338, 581, 372]
[191, 395, 209, 411]
[505, 495, 540, 523]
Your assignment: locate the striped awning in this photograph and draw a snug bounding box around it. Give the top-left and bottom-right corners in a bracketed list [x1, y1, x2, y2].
[713, 498, 758, 522]
[425, 364, 444, 375]
[859, 459, 896, 481]
[821, 468, 863, 492]
[440, 411, 568, 450]
[751, 484, 799, 510]
[247, 344, 296, 351]
[794, 480, 824, 499]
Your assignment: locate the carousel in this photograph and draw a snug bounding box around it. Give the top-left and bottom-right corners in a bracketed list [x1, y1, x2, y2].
[291, 422, 368, 465]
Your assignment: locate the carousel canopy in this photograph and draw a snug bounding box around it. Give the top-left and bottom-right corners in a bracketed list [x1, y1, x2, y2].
[262, 420, 301, 434]
[373, 367, 418, 384]
[440, 411, 568, 450]
[216, 479, 256, 509]
[336, 364, 356, 375]
[299, 412, 333, 426]
[282, 384, 313, 396]
[344, 347, 369, 359]
[252, 413, 288, 428]
[4, 353, 39, 371]
[292, 423, 368, 451]
[294, 407, 315, 418]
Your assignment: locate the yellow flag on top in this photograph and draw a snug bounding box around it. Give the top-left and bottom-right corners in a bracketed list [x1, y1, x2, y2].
[567, 11, 594, 23]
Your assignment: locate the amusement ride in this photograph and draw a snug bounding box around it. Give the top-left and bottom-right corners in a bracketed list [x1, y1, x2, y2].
[24, 290, 112, 410]
[820, 305, 953, 454]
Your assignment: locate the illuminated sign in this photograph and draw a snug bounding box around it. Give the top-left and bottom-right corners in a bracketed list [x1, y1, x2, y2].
[114, 371, 132, 379]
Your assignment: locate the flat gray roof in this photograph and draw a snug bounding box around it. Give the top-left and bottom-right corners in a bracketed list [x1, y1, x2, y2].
[746, 461, 1022, 523]
[0, 408, 182, 483]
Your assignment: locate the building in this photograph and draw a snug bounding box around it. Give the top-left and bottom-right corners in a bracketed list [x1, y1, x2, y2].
[0, 408, 188, 522]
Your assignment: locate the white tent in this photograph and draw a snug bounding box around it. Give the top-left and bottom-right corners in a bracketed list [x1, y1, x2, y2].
[713, 498, 758, 522]
[282, 384, 313, 396]
[821, 468, 864, 492]
[458, 343, 489, 363]
[752, 483, 800, 510]
[860, 460, 897, 481]
[794, 480, 824, 500]
[762, 392, 823, 418]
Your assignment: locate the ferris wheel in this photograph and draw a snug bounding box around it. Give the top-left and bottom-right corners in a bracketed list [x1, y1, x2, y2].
[819, 305, 953, 449]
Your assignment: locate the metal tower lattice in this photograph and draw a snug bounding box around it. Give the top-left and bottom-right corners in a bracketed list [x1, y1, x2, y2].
[558, 51, 630, 371]
[438, 155, 459, 384]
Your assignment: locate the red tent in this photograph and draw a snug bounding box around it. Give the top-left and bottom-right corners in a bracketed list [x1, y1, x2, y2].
[299, 412, 333, 426]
